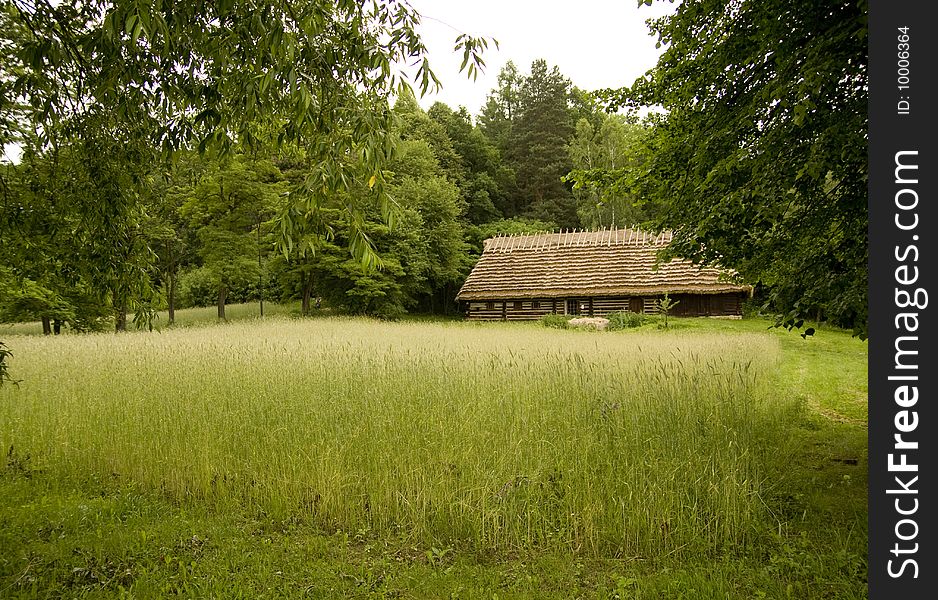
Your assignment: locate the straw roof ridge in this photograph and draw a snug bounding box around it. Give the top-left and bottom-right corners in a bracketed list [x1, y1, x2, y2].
[458, 226, 750, 301]
[482, 226, 673, 253]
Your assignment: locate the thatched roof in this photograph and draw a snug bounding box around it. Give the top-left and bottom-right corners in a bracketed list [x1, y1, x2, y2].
[456, 228, 750, 300]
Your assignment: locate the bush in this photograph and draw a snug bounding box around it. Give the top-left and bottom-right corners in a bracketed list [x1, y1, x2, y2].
[606, 311, 646, 330]
[540, 313, 571, 329]
[176, 267, 219, 308]
[176, 267, 267, 309]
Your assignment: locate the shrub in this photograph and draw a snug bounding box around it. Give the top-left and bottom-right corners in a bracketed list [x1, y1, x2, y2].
[606, 311, 645, 330]
[176, 267, 219, 308]
[657, 292, 680, 329]
[176, 267, 259, 309]
[540, 313, 571, 329]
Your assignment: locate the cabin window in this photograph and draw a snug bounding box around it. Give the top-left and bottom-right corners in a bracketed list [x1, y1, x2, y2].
[486, 301, 495, 310]
[513, 301, 523, 310]
[532, 300, 541, 310]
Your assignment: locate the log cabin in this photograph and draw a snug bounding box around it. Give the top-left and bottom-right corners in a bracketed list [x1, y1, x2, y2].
[456, 228, 751, 321]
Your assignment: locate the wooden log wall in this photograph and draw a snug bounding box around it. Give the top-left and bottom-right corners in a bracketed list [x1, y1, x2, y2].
[669, 293, 744, 317]
[590, 297, 642, 315]
[643, 297, 661, 314]
[591, 297, 628, 314]
[465, 300, 556, 321]
[464, 293, 744, 320]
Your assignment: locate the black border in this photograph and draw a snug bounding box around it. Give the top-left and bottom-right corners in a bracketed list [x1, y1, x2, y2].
[869, 1, 935, 597]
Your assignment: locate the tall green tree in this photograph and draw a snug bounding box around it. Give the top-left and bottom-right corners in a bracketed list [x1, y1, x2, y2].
[599, 0, 868, 334]
[511, 60, 577, 228]
[428, 102, 506, 225]
[180, 155, 283, 320]
[308, 211, 428, 319]
[266, 151, 331, 316]
[1, 157, 98, 334]
[296, 133, 470, 318]
[389, 140, 471, 313]
[566, 114, 651, 228]
[144, 152, 208, 325]
[480, 60, 580, 227]
[393, 91, 465, 187]
[478, 61, 521, 153]
[0, 138, 152, 332]
[477, 62, 522, 217]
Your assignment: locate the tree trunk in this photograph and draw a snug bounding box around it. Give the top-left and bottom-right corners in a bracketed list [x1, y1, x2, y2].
[217, 285, 227, 320]
[301, 271, 314, 316]
[114, 288, 127, 331]
[257, 215, 264, 318]
[166, 239, 176, 325]
[112, 288, 127, 332]
[53, 319, 62, 335]
[168, 274, 176, 325]
[41, 316, 52, 335]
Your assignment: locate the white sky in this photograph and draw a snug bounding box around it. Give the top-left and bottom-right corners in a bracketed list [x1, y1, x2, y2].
[404, 0, 678, 116]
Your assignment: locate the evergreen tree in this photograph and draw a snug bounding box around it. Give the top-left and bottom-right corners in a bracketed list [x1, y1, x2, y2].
[510, 60, 577, 228]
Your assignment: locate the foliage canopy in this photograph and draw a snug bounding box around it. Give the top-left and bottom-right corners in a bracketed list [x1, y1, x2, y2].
[599, 0, 868, 335]
[1, 0, 490, 266]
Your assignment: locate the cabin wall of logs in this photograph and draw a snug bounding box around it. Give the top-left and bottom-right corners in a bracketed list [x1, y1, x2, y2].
[463, 292, 746, 321]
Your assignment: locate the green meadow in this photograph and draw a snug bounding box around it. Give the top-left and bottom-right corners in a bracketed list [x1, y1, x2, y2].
[0, 308, 867, 598]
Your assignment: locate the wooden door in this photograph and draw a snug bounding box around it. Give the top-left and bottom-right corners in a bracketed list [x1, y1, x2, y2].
[629, 297, 643, 313]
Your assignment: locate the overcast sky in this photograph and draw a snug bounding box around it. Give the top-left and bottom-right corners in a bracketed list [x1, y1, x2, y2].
[404, 0, 677, 116]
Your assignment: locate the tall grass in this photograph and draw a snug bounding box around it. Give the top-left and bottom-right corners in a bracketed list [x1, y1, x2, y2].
[0, 301, 299, 336]
[0, 317, 797, 557]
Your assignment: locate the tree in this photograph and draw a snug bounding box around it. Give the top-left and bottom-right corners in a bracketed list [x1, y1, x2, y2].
[566, 114, 651, 228]
[394, 91, 465, 188]
[180, 155, 283, 320]
[428, 102, 507, 225]
[656, 292, 679, 330]
[2, 0, 489, 263]
[478, 61, 521, 152]
[144, 153, 207, 325]
[388, 140, 471, 313]
[266, 149, 329, 316]
[477, 62, 522, 217]
[287, 131, 471, 318]
[0, 140, 148, 333]
[309, 208, 430, 320]
[508, 60, 577, 227]
[0, 156, 96, 334]
[598, 0, 867, 335]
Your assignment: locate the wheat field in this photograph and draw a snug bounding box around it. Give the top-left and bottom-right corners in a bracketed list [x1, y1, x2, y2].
[0, 316, 796, 558]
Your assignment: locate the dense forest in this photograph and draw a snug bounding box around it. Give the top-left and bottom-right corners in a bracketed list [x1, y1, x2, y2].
[0, 0, 867, 337]
[1, 58, 652, 327]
